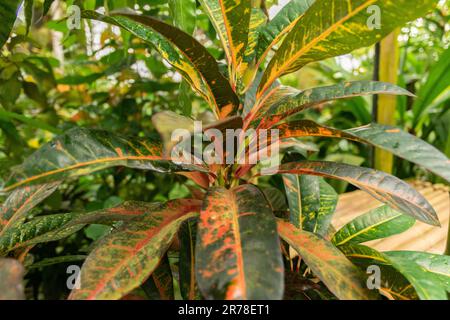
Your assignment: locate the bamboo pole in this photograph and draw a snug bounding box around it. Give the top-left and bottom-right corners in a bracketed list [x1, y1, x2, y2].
[374, 30, 400, 174]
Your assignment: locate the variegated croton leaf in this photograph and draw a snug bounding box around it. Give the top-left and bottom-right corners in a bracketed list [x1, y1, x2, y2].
[70, 199, 201, 300]
[195, 184, 284, 300]
[262, 161, 440, 226]
[2, 127, 205, 193]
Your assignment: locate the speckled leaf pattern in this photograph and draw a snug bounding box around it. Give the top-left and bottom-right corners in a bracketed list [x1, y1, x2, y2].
[0, 182, 60, 234]
[0, 201, 172, 255]
[0, 0, 21, 48]
[199, 0, 251, 84]
[332, 206, 416, 246]
[256, 0, 315, 63]
[385, 251, 450, 293]
[82, 11, 209, 104]
[339, 244, 419, 300]
[253, 81, 412, 128]
[70, 199, 201, 300]
[0, 258, 25, 300]
[264, 161, 439, 226]
[83, 11, 240, 119]
[195, 185, 284, 300]
[347, 123, 450, 183]
[274, 119, 450, 184]
[277, 220, 373, 300]
[257, 0, 436, 97]
[0, 213, 85, 256]
[384, 252, 448, 300]
[3, 127, 204, 193]
[276, 119, 363, 142]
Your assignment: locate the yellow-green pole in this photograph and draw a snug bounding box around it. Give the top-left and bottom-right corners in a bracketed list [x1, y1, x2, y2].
[374, 30, 400, 174]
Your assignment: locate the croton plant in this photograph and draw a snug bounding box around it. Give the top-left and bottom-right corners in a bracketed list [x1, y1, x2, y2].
[0, 0, 449, 300]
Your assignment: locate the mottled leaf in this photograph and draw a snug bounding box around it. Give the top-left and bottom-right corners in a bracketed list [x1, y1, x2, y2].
[196, 185, 284, 300]
[0, 258, 24, 300]
[3, 127, 204, 192]
[277, 220, 373, 300]
[332, 206, 416, 246]
[0, 182, 60, 234]
[257, 0, 436, 97]
[199, 0, 251, 84]
[256, 0, 315, 63]
[83, 11, 240, 118]
[69, 199, 201, 300]
[254, 81, 412, 128]
[347, 123, 450, 183]
[262, 161, 439, 226]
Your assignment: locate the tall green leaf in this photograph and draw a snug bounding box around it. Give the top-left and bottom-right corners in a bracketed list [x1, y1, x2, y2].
[0, 0, 22, 48]
[195, 185, 284, 300]
[332, 206, 415, 246]
[262, 161, 439, 226]
[257, 0, 436, 97]
[413, 47, 450, 127]
[69, 199, 201, 300]
[277, 220, 374, 300]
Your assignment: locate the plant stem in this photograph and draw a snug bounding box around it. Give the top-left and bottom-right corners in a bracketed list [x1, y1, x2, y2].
[446, 219, 450, 255]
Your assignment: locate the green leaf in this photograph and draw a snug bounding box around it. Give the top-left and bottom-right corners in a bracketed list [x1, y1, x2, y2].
[385, 252, 448, 300]
[69, 199, 201, 300]
[274, 120, 450, 184]
[253, 81, 412, 128]
[0, 109, 61, 134]
[338, 244, 418, 300]
[256, 0, 315, 63]
[168, 0, 196, 35]
[385, 251, 450, 293]
[43, 0, 55, 16]
[0, 0, 22, 48]
[0, 182, 61, 235]
[257, 0, 436, 97]
[0, 258, 24, 299]
[83, 11, 240, 119]
[413, 47, 450, 127]
[263, 161, 440, 226]
[347, 123, 450, 184]
[277, 220, 374, 300]
[332, 206, 416, 246]
[195, 184, 284, 300]
[3, 127, 205, 192]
